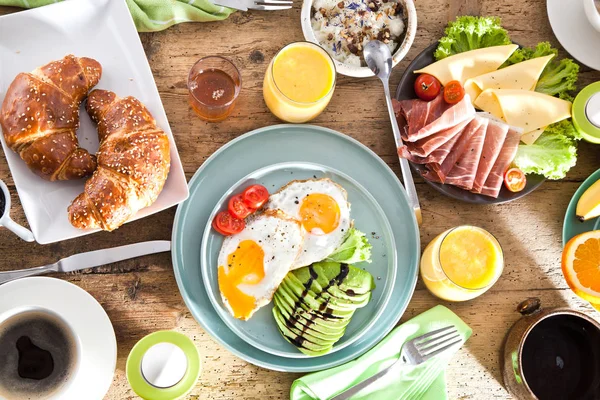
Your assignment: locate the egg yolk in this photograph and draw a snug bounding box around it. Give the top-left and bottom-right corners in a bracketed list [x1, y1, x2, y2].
[218, 240, 265, 320]
[299, 193, 340, 234]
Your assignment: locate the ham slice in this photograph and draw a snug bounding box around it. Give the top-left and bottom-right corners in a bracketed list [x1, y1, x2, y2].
[442, 119, 488, 190]
[400, 118, 471, 158]
[407, 94, 476, 142]
[394, 95, 451, 141]
[423, 116, 487, 183]
[471, 117, 509, 193]
[479, 127, 521, 198]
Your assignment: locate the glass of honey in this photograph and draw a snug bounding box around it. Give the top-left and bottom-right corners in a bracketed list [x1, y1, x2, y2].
[188, 56, 241, 122]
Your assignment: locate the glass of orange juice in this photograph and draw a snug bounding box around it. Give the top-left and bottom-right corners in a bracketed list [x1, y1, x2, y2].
[263, 42, 336, 123]
[420, 226, 504, 301]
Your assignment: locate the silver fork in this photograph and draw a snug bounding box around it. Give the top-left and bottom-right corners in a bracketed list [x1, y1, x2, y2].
[212, 0, 292, 11]
[331, 325, 461, 400]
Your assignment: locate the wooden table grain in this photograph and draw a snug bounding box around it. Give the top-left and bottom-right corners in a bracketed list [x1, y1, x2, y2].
[1, 1, 599, 399]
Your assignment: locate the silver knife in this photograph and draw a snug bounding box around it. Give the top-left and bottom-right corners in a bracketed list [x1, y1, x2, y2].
[212, 0, 249, 11]
[0, 240, 171, 285]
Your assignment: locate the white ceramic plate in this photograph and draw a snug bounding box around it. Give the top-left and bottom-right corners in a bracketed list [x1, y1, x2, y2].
[0, 277, 117, 400]
[201, 162, 397, 358]
[547, 0, 600, 71]
[0, 0, 189, 244]
[300, 0, 417, 77]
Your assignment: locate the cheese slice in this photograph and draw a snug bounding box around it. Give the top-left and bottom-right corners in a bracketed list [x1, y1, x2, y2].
[474, 89, 572, 133]
[414, 44, 518, 86]
[521, 126, 547, 145]
[464, 55, 554, 103]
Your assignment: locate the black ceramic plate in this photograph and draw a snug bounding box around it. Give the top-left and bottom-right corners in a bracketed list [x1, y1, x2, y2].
[394, 43, 545, 204]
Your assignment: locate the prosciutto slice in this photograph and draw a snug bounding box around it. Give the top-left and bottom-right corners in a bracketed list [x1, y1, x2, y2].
[471, 118, 509, 193]
[407, 94, 475, 142]
[479, 127, 521, 198]
[394, 95, 451, 141]
[400, 118, 471, 158]
[442, 119, 488, 190]
[423, 116, 487, 183]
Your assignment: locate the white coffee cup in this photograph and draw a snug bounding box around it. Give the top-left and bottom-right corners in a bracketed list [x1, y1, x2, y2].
[0, 179, 34, 242]
[0, 306, 82, 400]
[584, 0, 600, 32]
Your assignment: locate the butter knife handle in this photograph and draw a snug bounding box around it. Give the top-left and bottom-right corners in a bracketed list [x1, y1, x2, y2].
[0, 264, 57, 285]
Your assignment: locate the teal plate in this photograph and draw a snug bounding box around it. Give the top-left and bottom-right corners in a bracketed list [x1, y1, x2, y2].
[171, 125, 420, 372]
[563, 168, 600, 246]
[201, 162, 397, 358]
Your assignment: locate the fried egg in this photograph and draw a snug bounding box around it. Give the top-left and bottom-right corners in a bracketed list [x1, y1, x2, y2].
[217, 211, 304, 320]
[267, 179, 351, 269]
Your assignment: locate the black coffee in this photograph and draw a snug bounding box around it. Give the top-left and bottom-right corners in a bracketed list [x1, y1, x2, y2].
[0, 189, 5, 218]
[0, 311, 78, 400]
[521, 314, 600, 400]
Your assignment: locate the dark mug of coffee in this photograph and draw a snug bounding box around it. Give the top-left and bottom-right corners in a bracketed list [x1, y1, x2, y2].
[503, 298, 600, 399]
[0, 307, 80, 399]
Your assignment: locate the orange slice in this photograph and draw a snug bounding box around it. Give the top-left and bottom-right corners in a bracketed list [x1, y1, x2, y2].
[562, 230, 600, 304]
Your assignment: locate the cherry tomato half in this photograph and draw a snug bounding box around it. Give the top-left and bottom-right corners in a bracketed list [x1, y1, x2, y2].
[242, 184, 269, 209]
[228, 194, 254, 219]
[504, 168, 527, 192]
[414, 74, 441, 102]
[213, 211, 245, 235]
[443, 80, 465, 104]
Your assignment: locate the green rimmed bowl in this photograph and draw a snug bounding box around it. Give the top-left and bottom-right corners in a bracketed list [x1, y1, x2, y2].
[171, 124, 420, 372]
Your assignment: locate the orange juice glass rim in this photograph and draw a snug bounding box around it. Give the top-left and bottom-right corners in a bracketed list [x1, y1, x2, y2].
[437, 225, 505, 291]
[270, 41, 337, 106]
[187, 55, 242, 109]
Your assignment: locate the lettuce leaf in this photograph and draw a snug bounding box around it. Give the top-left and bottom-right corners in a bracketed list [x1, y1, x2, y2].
[514, 120, 580, 180]
[503, 42, 579, 99]
[434, 16, 512, 60]
[326, 228, 372, 264]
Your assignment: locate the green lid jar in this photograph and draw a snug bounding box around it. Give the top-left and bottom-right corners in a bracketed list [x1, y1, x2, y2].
[126, 331, 201, 400]
[573, 81, 600, 144]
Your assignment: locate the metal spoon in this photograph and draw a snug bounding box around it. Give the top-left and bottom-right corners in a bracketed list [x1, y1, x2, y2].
[364, 40, 422, 225]
[0, 179, 35, 242]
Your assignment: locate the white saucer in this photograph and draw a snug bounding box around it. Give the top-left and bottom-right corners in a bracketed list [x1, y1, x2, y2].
[0, 277, 117, 400]
[547, 0, 600, 71]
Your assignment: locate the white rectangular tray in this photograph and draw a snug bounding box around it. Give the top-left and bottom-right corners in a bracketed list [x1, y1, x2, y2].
[0, 0, 189, 244]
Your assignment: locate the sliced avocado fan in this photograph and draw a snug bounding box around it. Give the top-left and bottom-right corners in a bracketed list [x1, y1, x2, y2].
[272, 262, 375, 357]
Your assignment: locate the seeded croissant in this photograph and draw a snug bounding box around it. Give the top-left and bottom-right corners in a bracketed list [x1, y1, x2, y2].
[68, 89, 170, 231]
[0, 55, 101, 180]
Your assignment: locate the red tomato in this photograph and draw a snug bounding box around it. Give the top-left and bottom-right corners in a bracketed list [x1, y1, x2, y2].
[414, 74, 441, 102]
[242, 184, 269, 209]
[443, 80, 465, 104]
[228, 194, 254, 219]
[213, 211, 245, 235]
[504, 168, 527, 192]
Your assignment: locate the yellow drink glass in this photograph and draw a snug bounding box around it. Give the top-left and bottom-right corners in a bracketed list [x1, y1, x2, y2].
[263, 42, 336, 123]
[420, 226, 504, 301]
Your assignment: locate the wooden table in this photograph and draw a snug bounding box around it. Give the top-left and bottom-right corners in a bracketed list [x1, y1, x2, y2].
[1, 1, 599, 398]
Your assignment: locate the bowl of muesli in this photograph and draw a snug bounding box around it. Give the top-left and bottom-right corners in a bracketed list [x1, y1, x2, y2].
[301, 0, 416, 77]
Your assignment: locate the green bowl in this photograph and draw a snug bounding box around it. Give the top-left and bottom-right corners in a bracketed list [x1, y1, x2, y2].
[171, 125, 420, 372]
[563, 168, 600, 246]
[573, 82, 600, 144]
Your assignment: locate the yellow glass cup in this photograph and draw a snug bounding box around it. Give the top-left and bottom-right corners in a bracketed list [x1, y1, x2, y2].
[420, 226, 504, 302]
[263, 42, 336, 123]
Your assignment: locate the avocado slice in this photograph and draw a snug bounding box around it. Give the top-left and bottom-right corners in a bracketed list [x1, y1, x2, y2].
[277, 279, 356, 318]
[285, 272, 369, 308]
[314, 262, 376, 294]
[272, 308, 333, 355]
[273, 295, 346, 340]
[274, 292, 353, 332]
[273, 308, 341, 346]
[280, 276, 357, 312]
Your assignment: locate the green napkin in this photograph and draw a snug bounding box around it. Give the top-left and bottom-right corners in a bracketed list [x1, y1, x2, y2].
[0, 0, 234, 32]
[290, 305, 472, 400]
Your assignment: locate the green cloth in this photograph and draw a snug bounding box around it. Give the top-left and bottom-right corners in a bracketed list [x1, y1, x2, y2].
[290, 305, 472, 400]
[0, 0, 234, 32]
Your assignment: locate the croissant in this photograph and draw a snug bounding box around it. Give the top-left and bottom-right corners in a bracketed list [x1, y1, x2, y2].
[68, 89, 170, 231]
[0, 55, 101, 180]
